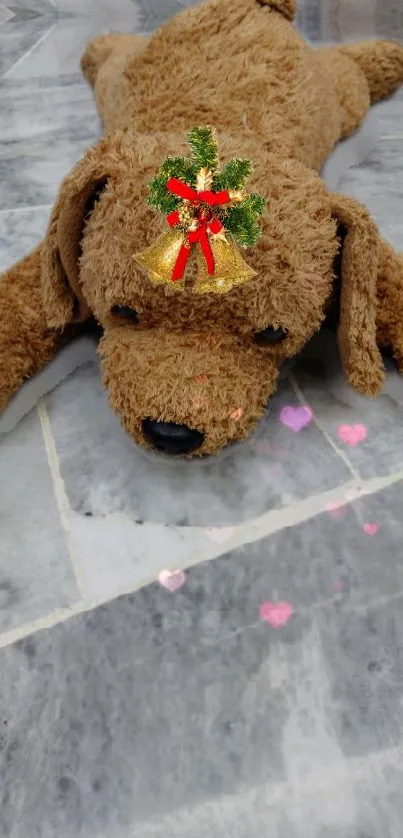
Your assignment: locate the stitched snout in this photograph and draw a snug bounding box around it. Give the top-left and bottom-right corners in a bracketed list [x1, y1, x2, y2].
[100, 325, 280, 456]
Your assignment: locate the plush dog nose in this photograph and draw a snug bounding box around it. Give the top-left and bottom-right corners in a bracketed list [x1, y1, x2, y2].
[142, 418, 204, 455]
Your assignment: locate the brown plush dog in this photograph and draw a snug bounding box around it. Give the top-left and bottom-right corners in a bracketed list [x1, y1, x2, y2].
[2, 0, 403, 456]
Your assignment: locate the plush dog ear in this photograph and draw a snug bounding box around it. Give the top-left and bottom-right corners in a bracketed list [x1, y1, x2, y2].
[41, 140, 119, 328]
[330, 193, 385, 396]
[257, 0, 296, 21]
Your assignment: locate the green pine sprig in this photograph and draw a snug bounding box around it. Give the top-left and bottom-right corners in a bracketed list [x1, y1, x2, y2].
[147, 127, 266, 248]
[219, 194, 266, 248]
[188, 126, 219, 172]
[148, 156, 199, 214]
[213, 158, 252, 191]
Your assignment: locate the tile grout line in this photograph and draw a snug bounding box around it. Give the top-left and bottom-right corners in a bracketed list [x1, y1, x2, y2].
[1, 466, 403, 650]
[0, 603, 89, 650]
[37, 399, 87, 599]
[165, 469, 403, 571]
[5, 560, 399, 654]
[2, 23, 57, 80]
[289, 371, 360, 480]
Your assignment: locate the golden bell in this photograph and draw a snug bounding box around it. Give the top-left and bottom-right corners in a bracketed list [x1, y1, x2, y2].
[195, 233, 256, 294]
[133, 229, 185, 286]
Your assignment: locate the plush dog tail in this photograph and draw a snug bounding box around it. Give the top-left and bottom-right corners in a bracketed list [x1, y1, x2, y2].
[340, 40, 403, 103]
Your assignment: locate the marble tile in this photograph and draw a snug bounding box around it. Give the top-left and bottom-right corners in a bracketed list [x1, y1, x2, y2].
[226, 482, 403, 614]
[296, 0, 370, 43]
[131, 0, 200, 34]
[68, 511, 208, 601]
[0, 206, 50, 271]
[0, 148, 75, 211]
[5, 0, 56, 12]
[318, 595, 403, 759]
[0, 82, 100, 209]
[4, 0, 203, 83]
[0, 410, 78, 633]
[50, 0, 195, 18]
[2, 484, 403, 835]
[375, 0, 403, 40]
[0, 71, 83, 88]
[296, 0, 403, 43]
[0, 78, 96, 143]
[296, 1, 329, 43]
[7, 16, 137, 80]
[0, 16, 51, 77]
[327, 0, 378, 41]
[0, 597, 294, 835]
[0, 5, 15, 27]
[338, 136, 403, 250]
[45, 363, 350, 526]
[50, 0, 140, 15]
[5, 6, 47, 21]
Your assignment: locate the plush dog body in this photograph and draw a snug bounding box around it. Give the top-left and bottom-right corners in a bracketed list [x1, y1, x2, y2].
[2, 0, 403, 456]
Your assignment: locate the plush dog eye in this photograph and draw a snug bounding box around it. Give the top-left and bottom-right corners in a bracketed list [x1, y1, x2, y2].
[111, 305, 138, 321]
[255, 326, 287, 344]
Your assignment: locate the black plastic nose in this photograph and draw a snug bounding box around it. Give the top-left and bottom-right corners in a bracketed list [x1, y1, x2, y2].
[142, 419, 204, 455]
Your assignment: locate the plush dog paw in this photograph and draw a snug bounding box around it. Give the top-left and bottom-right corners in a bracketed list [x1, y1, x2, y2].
[0, 247, 64, 413]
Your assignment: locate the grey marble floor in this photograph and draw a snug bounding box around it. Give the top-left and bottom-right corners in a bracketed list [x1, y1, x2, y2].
[2, 1, 403, 836]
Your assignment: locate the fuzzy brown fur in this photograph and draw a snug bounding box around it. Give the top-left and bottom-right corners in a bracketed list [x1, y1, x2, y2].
[2, 0, 403, 456]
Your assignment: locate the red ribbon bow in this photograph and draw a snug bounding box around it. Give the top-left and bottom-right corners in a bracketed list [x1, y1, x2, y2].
[165, 177, 231, 282]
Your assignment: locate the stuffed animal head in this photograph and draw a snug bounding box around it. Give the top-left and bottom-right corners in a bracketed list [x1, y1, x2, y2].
[40, 130, 384, 456]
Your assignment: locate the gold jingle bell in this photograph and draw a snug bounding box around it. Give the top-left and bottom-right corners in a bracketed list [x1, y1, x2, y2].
[195, 233, 256, 294]
[133, 229, 186, 287]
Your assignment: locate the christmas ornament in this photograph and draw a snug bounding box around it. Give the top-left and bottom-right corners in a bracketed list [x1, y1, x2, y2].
[133, 126, 266, 294]
[134, 229, 185, 286]
[195, 234, 256, 293]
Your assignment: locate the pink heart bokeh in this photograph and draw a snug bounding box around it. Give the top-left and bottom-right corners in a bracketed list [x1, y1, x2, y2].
[206, 526, 235, 544]
[337, 423, 367, 447]
[158, 569, 186, 592]
[279, 405, 313, 433]
[363, 523, 379, 536]
[259, 601, 294, 628]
